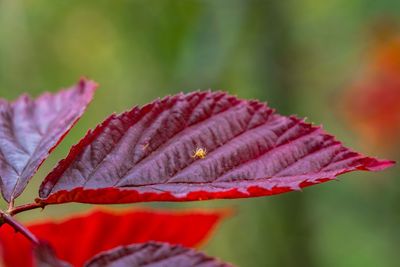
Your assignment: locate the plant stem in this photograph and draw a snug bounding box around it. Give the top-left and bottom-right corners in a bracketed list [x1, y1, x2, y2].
[8, 198, 14, 211]
[8, 202, 45, 216]
[0, 209, 39, 245]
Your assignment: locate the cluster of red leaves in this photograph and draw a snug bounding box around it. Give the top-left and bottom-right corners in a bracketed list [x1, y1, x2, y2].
[0, 209, 227, 267]
[342, 24, 400, 153]
[0, 79, 394, 266]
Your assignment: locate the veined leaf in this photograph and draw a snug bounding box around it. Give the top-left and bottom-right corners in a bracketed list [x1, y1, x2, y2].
[38, 92, 394, 204]
[0, 208, 226, 267]
[0, 78, 97, 202]
[84, 242, 232, 267]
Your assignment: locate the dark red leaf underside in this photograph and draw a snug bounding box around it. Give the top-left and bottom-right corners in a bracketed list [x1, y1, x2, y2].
[0, 78, 97, 202]
[34, 242, 72, 267]
[0, 209, 225, 267]
[38, 91, 394, 205]
[84, 242, 232, 267]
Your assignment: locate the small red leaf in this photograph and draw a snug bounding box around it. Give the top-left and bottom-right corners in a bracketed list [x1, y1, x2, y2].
[0, 209, 226, 267]
[84, 242, 232, 267]
[0, 78, 97, 202]
[38, 92, 394, 205]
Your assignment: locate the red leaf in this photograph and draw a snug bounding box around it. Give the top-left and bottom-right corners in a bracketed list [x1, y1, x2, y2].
[0, 78, 97, 202]
[0, 208, 226, 267]
[84, 242, 232, 267]
[37, 92, 394, 205]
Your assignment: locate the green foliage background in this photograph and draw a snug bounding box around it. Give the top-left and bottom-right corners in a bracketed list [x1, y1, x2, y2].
[0, 1, 399, 266]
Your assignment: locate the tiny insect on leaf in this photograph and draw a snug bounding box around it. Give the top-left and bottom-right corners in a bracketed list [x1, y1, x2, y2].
[192, 147, 207, 159]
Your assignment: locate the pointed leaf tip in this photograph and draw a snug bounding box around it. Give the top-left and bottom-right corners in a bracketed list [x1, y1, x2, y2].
[38, 91, 394, 205]
[0, 79, 97, 202]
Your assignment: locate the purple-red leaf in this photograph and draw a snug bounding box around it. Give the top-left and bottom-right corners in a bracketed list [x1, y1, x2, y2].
[0, 79, 97, 202]
[84, 242, 232, 267]
[34, 242, 72, 267]
[38, 92, 394, 205]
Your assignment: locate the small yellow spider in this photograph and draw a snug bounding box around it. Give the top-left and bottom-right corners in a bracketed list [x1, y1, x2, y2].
[191, 147, 207, 159]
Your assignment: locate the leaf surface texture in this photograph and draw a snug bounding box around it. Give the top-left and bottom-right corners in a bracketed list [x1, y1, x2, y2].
[0, 79, 96, 202]
[84, 242, 232, 267]
[38, 92, 394, 204]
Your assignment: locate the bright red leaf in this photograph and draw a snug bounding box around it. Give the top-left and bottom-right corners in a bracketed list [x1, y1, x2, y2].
[0, 208, 226, 267]
[38, 91, 394, 205]
[0, 78, 97, 203]
[84, 242, 232, 267]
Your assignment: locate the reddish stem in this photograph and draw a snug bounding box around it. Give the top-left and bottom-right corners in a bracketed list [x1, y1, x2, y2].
[0, 210, 39, 245]
[8, 202, 45, 216]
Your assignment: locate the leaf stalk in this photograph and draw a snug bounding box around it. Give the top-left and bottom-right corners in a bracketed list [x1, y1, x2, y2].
[8, 202, 45, 216]
[0, 209, 39, 245]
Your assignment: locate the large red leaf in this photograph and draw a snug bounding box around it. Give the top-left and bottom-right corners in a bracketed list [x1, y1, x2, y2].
[84, 242, 232, 267]
[0, 208, 226, 267]
[38, 92, 394, 205]
[0, 78, 97, 203]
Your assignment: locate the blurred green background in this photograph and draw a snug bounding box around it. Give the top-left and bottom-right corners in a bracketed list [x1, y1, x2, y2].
[0, 1, 399, 266]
